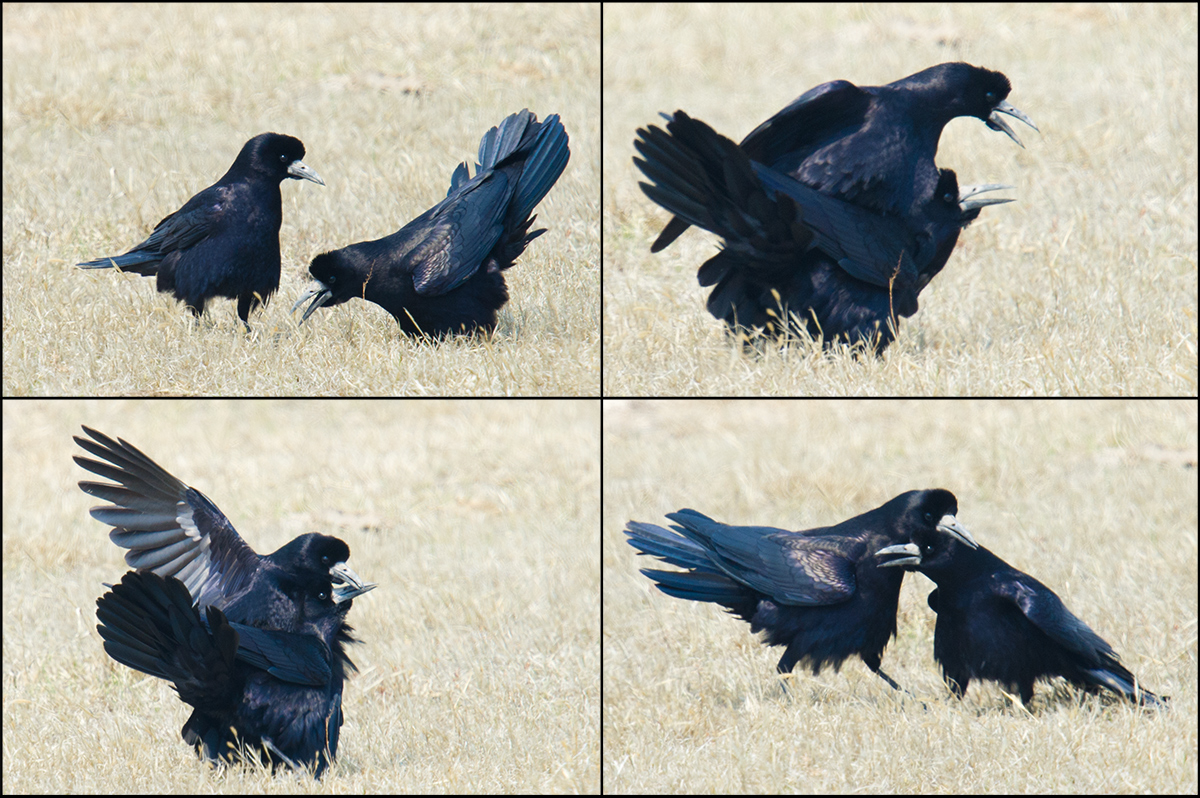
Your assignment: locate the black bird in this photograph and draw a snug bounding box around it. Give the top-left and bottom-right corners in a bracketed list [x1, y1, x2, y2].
[293, 109, 570, 337]
[876, 529, 1166, 707]
[78, 133, 325, 328]
[634, 111, 1011, 349]
[76, 426, 376, 776]
[649, 62, 1036, 253]
[624, 490, 977, 692]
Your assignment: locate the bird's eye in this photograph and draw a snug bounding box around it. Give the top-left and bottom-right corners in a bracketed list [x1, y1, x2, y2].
[319, 590, 329, 601]
[924, 512, 933, 523]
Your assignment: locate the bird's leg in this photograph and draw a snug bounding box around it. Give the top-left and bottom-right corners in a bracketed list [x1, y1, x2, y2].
[872, 666, 904, 692]
[870, 666, 926, 709]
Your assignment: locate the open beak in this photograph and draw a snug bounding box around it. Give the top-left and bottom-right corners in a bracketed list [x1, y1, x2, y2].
[329, 561, 377, 604]
[292, 282, 333, 324]
[875, 542, 922, 568]
[986, 100, 1039, 148]
[958, 182, 1015, 214]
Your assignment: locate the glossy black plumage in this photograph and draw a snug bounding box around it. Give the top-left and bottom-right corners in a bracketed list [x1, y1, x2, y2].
[624, 490, 977, 692]
[293, 109, 570, 337]
[649, 62, 1035, 253]
[78, 133, 324, 328]
[876, 529, 1166, 707]
[634, 111, 1012, 349]
[77, 426, 375, 776]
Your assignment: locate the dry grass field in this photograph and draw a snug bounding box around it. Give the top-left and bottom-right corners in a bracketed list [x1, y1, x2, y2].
[603, 5, 1197, 395]
[3, 5, 599, 396]
[3, 400, 599, 791]
[604, 400, 1196, 792]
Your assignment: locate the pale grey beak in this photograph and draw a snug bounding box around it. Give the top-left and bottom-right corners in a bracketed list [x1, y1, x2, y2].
[875, 542, 922, 568]
[958, 183, 1015, 214]
[936, 514, 978, 548]
[986, 99, 1039, 148]
[292, 282, 333, 324]
[330, 561, 377, 604]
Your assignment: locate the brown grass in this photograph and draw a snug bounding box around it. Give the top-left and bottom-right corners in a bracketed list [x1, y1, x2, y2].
[3, 4, 599, 396]
[603, 5, 1197, 395]
[3, 401, 599, 791]
[603, 399, 1196, 792]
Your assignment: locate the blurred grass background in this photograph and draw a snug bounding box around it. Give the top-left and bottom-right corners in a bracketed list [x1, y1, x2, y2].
[4, 4, 599, 395]
[603, 4, 1197, 395]
[603, 399, 1196, 792]
[3, 399, 599, 791]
